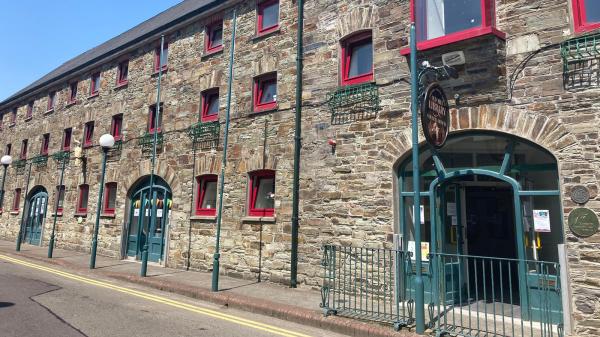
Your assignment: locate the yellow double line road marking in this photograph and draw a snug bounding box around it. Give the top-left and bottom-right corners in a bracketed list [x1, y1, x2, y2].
[0, 254, 312, 337]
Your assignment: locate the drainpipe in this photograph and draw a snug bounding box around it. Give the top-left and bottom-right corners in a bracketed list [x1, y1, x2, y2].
[212, 8, 237, 292]
[290, 0, 304, 289]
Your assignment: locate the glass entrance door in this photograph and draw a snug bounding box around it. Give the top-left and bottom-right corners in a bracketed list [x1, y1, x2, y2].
[24, 191, 48, 245]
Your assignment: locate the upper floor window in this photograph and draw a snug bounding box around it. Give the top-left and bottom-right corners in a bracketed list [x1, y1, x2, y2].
[195, 175, 218, 216]
[117, 60, 129, 86]
[205, 21, 223, 53]
[5, 143, 11, 156]
[154, 43, 169, 72]
[111, 114, 123, 140]
[103, 182, 117, 215]
[248, 170, 275, 217]
[90, 73, 100, 96]
[257, 0, 279, 35]
[573, 0, 600, 33]
[341, 32, 373, 85]
[10, 108, 17, 126]
[20, 139, 28, 160]
[41, 133, 50, 156]
[56, 185, 65, 214]
[253, 73, 277, 112]
[83, 121, 94, 148]
[201, 88, 219, 122]
[77, 184, 89, 214]
[148, 103, 163, 133]
[12, 188, 21, 212]
[47, 91, 56, 111]
[62, 128, 72, 151]
[69, 82, 78, 103]
[26, 101, 34, 120]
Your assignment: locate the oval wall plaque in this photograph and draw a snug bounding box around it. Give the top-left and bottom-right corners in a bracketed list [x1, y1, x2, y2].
[421, 83, 450, 148]
[568, 208, 599, 238]
[571, 185, 590, 204]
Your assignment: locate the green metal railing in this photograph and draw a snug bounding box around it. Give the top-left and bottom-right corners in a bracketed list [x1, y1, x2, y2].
[187, 121, 220, 149]
[30, 154, 48, 167]
[320, 245, 413, 330]
[327, 82, 380, 125]
[138, 132, 164, 153]
[428, 253, 563, 337]
[51, 150, 70, 164]
[561, 32, 600, 90]
[13, 159, 27, 174]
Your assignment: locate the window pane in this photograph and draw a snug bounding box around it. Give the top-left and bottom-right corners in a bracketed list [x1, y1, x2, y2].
[211, 27, 223, 47]
[261, 2, 279, 29]
[120, 63, 128, 81]
[80, 187, 88, 210]
[348, 41, 373, 78]
[57, 187, 65, 208]
[585, 1, 600, 23]
[419, 0, 482, 40]
[107, 185, 117, 209]
[207, 94, 219, 115]
[254, 177, 274, 209]
[161, 46, 168, 67]
[260, 81, 277, 104]
[201, 181, 217, 209]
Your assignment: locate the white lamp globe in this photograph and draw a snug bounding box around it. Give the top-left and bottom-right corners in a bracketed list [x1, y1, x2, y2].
[1, 155, 12, 166]
[99, 134, 115, 149]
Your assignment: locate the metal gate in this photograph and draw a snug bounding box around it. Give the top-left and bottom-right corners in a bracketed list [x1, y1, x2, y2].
[23, 191, 48, 245]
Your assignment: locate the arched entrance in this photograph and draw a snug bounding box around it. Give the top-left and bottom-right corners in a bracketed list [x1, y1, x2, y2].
[23, 186, 48, 246]
[125, 176, 172, 263]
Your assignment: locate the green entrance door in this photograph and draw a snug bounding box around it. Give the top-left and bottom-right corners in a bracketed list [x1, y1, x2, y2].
[126, 178, 171, 263]
[24, 191, 48, 245]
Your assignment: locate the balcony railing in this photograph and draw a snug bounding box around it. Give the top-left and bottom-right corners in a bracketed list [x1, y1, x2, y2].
[327, 82, 380, 125]
[187, 121, 220, 150]
[30, 154, 48, 167]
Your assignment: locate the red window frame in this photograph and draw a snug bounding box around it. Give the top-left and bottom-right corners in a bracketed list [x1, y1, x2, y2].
[26, 101, 34, 119]
[195, 175, 218, 216]
[10, 108, 17, 125]
[340, 32, 374, 86]
[56, 185, 65, 213]
[20, 139, 28, 160]
[12, 188, 21, 212]
[83, 122, 94, 148]
[572, 0, 600, 33]
[257, 0, 279, 35]
[148, 104, 163, 134]
[62, 128, 72, 151]
[201, 88, 219, 122]
[68, 82, 78, 103]
[111, 114, 123, 140]
[205, 21, 224, 53]
[47, 91, 56, 111]
[5, 143, 11, 156]
[103, 182, 117, 215]
[154, 43, 169, 72]
[253, 73, 277, 112]
[41, 133, 50, 155]
[76, 184, 89, 214]
[90, 72, 100, 96]
[248, 170, 275, 217]
[400, 0, 504, 55]
[117, 60, 129, 86]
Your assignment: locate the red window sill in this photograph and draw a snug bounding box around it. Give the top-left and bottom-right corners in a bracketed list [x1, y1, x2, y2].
[115, 80, 129, 89]
[400, 26, 506, 56]
[24, 117, 32, 122]
[195, 209, 217, 216]
[74, 212, 88, 217]
[253, 102, 277, 113]
[100, 212, 116, 218]
[88, 92, 99, 99]
[152, 66, 169, 76]
[248, 209, 275, 217]
[203, 45, 224, 58]
[148, 129, 162, 135]
[83, 143, 93, 149]
[575, 23, 600, 34]
[252, 26, 281, 41]
[44, 108, 54, 115]
[66, 100, 77, 107]
[341, 74, 374, 86]
[201, 114, 219, 123]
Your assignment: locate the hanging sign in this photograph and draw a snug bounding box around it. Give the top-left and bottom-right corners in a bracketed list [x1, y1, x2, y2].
[533, 210, 551, 232]
[421, 83, 450, 148]
[568, 208, 599, 238]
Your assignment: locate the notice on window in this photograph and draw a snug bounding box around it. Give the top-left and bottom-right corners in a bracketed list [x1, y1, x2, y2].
[408, 241, 430, 262]
[533, 210, 551, 233]
[447, 202, 457, 216]
[451, 216, 457, 226]
[420, 205, 425, 225]
[157, 209, 163, 218]
[134, 209, 140, 217]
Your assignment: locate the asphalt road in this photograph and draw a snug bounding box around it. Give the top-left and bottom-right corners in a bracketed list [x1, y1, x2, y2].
[0, 256, 346, 337]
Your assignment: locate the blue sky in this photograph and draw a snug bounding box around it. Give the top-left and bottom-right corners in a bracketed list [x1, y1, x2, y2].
[0, 0, 183, 101]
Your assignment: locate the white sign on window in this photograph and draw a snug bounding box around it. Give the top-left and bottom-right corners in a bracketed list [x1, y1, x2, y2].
[407, 241, 430, 262]
[134, 209, 140, 217]
[157, 209, 163, 218]
[420, 205, 425, 225]
[533, 210, 551, 233]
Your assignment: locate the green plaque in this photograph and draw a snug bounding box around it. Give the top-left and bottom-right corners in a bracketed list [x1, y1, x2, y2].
[568, 208, 599, 238]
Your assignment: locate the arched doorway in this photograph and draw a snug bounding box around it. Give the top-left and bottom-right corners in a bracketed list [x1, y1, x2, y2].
[125, 176, 172, 263]
[23, 186, 48, 246]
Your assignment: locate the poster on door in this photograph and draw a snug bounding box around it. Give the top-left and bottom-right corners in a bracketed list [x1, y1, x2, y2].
[533, 209, 551, 232]
[407, 241, 430, 262]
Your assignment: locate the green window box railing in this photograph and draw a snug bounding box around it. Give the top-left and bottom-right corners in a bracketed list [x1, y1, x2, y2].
[51, 151, 70, 165]
[561, 32, 600, 90]
[31, 154, 48, 167]
[187, 121, 220, 149]
[138, 132, 164, 151]
[327, 82, 380, 125]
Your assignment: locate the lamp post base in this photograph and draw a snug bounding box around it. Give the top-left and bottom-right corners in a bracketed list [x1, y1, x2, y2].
[140, 246, 149, 277]
[90, 239, 98, 269]
[48, 236, 55, 258]
[211, 253, 220, 292]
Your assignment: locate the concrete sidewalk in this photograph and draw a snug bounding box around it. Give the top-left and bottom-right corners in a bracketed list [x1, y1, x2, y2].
[0, 240, 413, 337]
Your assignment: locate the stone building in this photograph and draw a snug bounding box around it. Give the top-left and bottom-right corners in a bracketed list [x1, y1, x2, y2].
[0, 0, 599, 336]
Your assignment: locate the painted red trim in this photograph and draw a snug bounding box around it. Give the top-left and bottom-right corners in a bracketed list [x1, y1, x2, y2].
[77, 184, 89, 213]
[148, 104, 162, 133]
[400, 26, 506, 56]
[248, 170, 275, 217]
[12, 188, 21, 212]
[201, 88, 219, 122]
[103, 182, 117, 215]
[68, 82, 78, 103]
[26, 101, 34, 119]
[20, 140, 27, 160]
[90, 72, 100, 96]
[10, 108, 17, 125]
[572, 0, 600, 33]
[47, 92, 56, 112]
[257, 0, 279, 35]
[56, 185, 65, 213]
[117, 60, 129, 86]
[253, 73, 277, 112]
[340, 31, 373, 86]
[154, 43, 169, 72]
[205, 21, 224, 53]
[111, 114, 123, 141]
[41, 134, 50, 155]
[83, 122, 94, 148]
[62, 128, 72, 151]
[195, 175, 217, 216]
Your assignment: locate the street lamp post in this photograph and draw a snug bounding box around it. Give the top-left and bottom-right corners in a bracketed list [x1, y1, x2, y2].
[48, 151, 68, 258]
[0, 155, 12, 212]
[90, 134, 114, 269]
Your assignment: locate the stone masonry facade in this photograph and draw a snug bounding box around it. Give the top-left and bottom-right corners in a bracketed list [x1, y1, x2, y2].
[0, 0, 600, 335]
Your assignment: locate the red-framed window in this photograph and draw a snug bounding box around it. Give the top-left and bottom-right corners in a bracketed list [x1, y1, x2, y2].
[68, 82, 78, 103]
[257, 0, 279, 35]
[341, 32, 373, 85]
[76, 184, 89, 214]
[253, 73, 277, 112]
[154, 43, 169, 72]
[41, 133, 50, 155]
[205, 21, 224, 53]
[12, 188, 21, 212]
[248, 170, 275, 217]
[10, 108, 17, 126]
[5, 143, 11, 156]
[90, 73, 101, 96]
[401, 0, 503, 54]
[148, 103, 163, 133]
[83, 121, 94, 148]
[117, 60, 129, 86]
[62, 128, 72, 151]
[103, 182, 117, 215]
[195, 175, 218, 216]
[201, 88, 219, 122]
[47, 91, 56, 111]
[56, 185, 65, 213]
[20, 139, 28, 160]
[26, 101, 34, 119]
[111, 114, 123, 140]
[572, 0, 600, 33]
